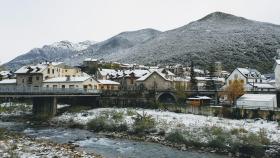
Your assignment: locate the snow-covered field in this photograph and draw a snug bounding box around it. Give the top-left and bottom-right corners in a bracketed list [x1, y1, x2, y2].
[53, 108, 280, 143]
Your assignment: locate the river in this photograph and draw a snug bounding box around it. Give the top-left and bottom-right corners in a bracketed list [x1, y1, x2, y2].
[0, 121, 229, 158]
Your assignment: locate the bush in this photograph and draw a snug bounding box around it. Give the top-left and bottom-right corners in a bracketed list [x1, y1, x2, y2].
[87, 115, 128, 132]
[126, 109, 137, 116]
[111, 111, 124, 122]
[0, 128, 5, 140]
[87, 116, 110, 132]
[132, 112, 156, 134]
[68, 119, 85, 129]
[166, 131, 186, 144]
[68, 105, 92, 113]
[208, 135, 227, 149]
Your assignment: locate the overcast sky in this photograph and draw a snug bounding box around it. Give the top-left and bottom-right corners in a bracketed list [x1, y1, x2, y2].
[0, 0, 280, 64]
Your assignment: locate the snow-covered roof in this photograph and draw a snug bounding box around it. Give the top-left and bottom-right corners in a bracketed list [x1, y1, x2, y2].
[236, 68, 261, 78]
[15, 64, 48, 74]
[99, 69, 117, 77]
[43, 76, 92, 83]
[248, 83, 275, 89]
[84, 58, 98, 62]
[51, 62, 64, 66]
[0, 71, 11, 76]
[99, 69, 150, 79]
[136, 71, 171, 82]
[188, 96, 212, 100]
[0, 79, 16, 84]
[173, 77, 189, 82]
[276, 59, 280, 65]
[237, 94, 276, 102]
[97, 80, 120, 85]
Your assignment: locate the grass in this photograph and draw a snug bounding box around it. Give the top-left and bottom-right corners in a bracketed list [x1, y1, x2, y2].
[67, 105, 92, 113]
[132, 112, 156, 134]
[86, 115, 128, 132]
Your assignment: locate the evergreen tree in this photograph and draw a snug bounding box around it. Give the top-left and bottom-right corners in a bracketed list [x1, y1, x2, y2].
[190, 61, 198, 91]
[205, 62, 216, 90]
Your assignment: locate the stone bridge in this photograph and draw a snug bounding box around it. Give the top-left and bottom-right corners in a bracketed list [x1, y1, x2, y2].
[0, 86, 101, 118]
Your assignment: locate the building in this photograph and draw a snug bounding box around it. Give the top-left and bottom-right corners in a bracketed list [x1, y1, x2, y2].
[15, 64, 50, 87]
[43, 76, 98, 90]
[274, 59, 280, 89]
[0, 79, 16, 88]
[226, 68, 267, 91]
[97, 80, 120, 90]
[0, 71, 14, 80]
[53, 62, 83, 77]
[14, 62, 85, 88]
[83, 58, 99, 68]
[236, 94, 277, 110]
[136, 71, 173, 90]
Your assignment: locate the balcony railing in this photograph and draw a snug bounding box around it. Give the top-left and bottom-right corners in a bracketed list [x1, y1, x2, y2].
[0, 86, 101, 95]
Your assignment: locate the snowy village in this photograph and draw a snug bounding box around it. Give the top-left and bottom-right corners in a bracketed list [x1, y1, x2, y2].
[1, 1, 280, 158]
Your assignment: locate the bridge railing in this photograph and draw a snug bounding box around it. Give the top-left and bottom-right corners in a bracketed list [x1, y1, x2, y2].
[0, 86, 101, 95]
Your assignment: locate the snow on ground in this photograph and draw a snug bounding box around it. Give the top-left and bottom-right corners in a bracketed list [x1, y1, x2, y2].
[53, 108, 280, 143]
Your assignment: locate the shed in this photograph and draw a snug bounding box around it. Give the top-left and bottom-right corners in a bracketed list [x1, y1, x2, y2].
[236, 94, 277, 110]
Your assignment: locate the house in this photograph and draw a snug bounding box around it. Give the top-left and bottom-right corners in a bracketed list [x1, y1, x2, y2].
[83, 58, 99, 68]
[14, 62, 85, 88]
[136, 71, 173, 90]
[53, 62, 83, 77]
[173, 77, 189, 90]
[236, 94, 277, 110]
[97, 69, 118, 80]
[274, 59, 280, 89]
[0, 71, 14, 80]
[0, 79, 16, 88]
[15, 64, 50, 87]
[43, 76, 98, 90]
[226, 68, 268, 91]
[97, 80, 120, 90]
[97, 69, 150, 90]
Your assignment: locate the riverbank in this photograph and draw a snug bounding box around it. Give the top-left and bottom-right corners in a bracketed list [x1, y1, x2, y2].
[1, 103, 280, 157]
[51, 107, 280, 158]
[0, 128, 101, 158]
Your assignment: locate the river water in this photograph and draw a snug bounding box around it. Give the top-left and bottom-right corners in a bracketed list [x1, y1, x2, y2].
[0, 121, 229, 158]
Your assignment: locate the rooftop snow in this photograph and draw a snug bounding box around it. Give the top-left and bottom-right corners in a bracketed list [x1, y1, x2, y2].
[15, 64, 48, 74]
[0, 79, 16, 84]
[43, 76, 92, 83]
[98, 80, 120, 85]
[237, 94, 276, 102]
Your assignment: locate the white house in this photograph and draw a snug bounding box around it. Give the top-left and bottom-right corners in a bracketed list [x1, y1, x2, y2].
[236, 94, 277, 110]
[226, 68, 269, 91]
[274, 59, 280, 89]
[43, 76, 98, 90]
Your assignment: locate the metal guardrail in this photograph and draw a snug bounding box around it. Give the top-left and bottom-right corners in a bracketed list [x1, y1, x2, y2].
[0, 86, 101, 95]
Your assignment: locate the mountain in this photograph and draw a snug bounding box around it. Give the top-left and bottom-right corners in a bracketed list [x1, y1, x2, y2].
[4, 29, 161, 70]
[4, 12, 280, 73]
[108, 12, 280, 72]
[4, 40, 96, 70]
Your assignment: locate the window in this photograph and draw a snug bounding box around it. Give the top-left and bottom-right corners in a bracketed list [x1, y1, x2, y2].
[47, 68, 50, 74]
[62, 85, 65, 88]
[28, 76, 32, 83]
[53, 85, 58, 88]
[22, 79, 24, 83]
[36, 76, 40, 81]
[46, 85, 49, 88]
[69, 85, 74, 89]
[52, 69, 54, 74]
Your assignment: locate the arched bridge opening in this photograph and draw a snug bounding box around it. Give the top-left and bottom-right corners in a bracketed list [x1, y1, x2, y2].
[156, 92, 177, 104]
